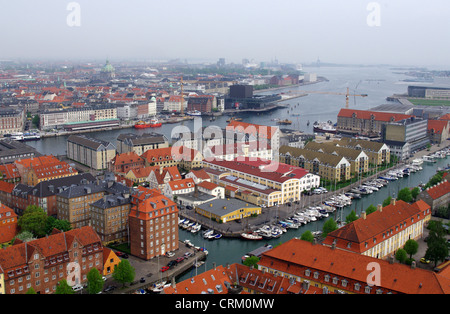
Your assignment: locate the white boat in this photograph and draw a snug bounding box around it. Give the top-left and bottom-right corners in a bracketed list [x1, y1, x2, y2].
[194, 261, 205, 268]
[190, 223, 201, 233]
[423, 155, 436, 163]
[412, 158, 424, 166]
[240, 232, 263, 240]
[203, 229, 214, 239]
[186, 110, 202, 116]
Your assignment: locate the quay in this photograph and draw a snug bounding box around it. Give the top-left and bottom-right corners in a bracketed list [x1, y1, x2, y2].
[105, 241, 207, 294]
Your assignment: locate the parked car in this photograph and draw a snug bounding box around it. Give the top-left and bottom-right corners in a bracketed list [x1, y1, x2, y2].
[184, 252, 193, 258]
[103, 285, 116, 293]
[140, 277, 146, 283]
[72, 284, 83, 292]
[160, 266, 170, 272]
[420, 257, 431, 264]
[186, 205, 193, 210]
[175, 257, 185, 263]
[167, 260, 177, 268]
[165, 252, 175, 258]
[115, 252, 129, 259]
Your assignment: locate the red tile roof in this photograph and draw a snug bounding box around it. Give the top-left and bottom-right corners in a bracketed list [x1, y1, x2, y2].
[428, 119, 449, 134]
[424, 180, 450, 200]
[338, 108, 412, 122]
[259, 238, 450, 294]
[226, 121, 278, 140]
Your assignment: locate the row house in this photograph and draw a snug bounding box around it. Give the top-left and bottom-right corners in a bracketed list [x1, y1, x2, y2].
[109, 151, 145, 175]
[147, 166, 182, 191]
[56, 184, 106, 229]
[163, 178, 195, 201]
[14, 155, 78, 186]
[10, 173, 96, 216]
[322, 199, 431, 260]
[258, 238, 450, 294]
[128, 188, 179, 260]
[90, 193, 131, 246]
[335, 137, 390, 166]
[0, 203, 18, 246]
[303, 141, 369, 175]
[141, 146, 203, 170]
[279, 146, 351, 183]
[0, 226, 103, 294]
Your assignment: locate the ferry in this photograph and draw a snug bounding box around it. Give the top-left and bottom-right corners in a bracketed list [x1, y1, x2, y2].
[134, 118, 162, 129]
[186, 110, 202, 116]
[313, 120, 337, 134]
[8, 132, 41, 141]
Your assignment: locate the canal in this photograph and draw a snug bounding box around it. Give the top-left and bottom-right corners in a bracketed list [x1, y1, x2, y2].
[176, 154, 450, 282]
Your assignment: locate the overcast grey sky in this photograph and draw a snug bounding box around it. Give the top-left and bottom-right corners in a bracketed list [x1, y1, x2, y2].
[1, 0, 449, 67]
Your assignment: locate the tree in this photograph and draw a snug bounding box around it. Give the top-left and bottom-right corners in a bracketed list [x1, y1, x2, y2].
[26, 287, 37, 294]
[365, 205, 377, 215]
[345, 210, 358, 224]
[300, 230, 314, 243]
[397, 188, 413, 203]
[32, 114, 40, 128]
[395, 248, 407, 263]
[425, 220, 449, 267]
[382, 196, 392, 207]
[113, 259, 135, 288]
[45, 216, 71, 234]
[55, 279, 74, 294]
[18, 205, 48, 238]
[86, 268, 104, 294]
[243, 256, 260, 268]
[14, 231, 36, 243]
[411, 187, 420, 201]
[322, 218, 338, 237]
[404, 239, 419, 259]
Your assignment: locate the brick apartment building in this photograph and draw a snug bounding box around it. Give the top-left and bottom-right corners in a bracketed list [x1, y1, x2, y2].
[128, 188, 179, 260]
[0, 226, 103, 294]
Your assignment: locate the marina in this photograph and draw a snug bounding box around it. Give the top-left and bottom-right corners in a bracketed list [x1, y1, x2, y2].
[175, 150, 450, 282]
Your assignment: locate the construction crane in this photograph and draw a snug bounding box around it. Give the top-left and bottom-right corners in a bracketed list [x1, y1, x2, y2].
[285, 87, 368, 109]
[180, 76, 184, 116]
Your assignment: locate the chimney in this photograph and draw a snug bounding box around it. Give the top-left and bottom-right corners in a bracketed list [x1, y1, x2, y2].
[171, 276, 176, 288]
[361, 212, 367, 220]
[391, 198, 396, 206]
[302, 280, 310, 291]
[389, 255, 394, 264]
[377, 204, 382, 212]
[411, 261, 416, 269]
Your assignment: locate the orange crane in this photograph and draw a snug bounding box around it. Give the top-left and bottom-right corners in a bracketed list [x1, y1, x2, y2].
[286, 87, 368, 109]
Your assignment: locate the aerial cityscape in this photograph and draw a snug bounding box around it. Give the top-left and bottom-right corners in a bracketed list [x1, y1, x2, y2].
[0, 0, 449, 302]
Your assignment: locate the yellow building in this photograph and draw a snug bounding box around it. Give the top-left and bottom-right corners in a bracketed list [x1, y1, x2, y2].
[102, 248, 121, 277]
[279, 146, 351, 183]
[195, 198, 261, 223]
